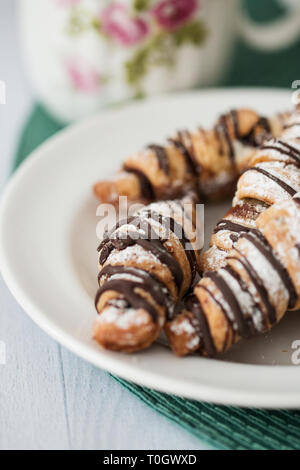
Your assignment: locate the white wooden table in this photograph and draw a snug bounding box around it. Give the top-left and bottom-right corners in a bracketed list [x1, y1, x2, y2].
[0, 1, 208, 450]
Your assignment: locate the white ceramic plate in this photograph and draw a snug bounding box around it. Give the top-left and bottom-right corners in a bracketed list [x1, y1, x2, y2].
[1, 88, 300, 409]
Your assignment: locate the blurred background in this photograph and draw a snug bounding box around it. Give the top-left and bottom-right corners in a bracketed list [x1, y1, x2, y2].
[1, 0, 300, 187]
[0, 0, 300, 196]
[16, 0, 300, 122]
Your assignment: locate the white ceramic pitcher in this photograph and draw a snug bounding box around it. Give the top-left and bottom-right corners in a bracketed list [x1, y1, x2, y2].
[19, 0, 300, 122]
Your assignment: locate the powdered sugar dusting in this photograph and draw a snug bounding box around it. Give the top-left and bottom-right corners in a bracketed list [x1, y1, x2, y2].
[237, 160, 300, 203]
[281, 114, 300, 139]
[106, 244, 162, 266]
[97, 305, 150, 329]
[237, 237, 289, 306]
[203, 245, 227, 270]
[170, 318, 197, 338]
[107, 273, 143, 283]
[220, 268, 264, 332]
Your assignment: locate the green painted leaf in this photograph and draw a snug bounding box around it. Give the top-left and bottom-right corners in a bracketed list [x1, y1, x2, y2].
[133, 0, 151, 12]
[125, 20, 208, 88]
[173, 20, 208, 46]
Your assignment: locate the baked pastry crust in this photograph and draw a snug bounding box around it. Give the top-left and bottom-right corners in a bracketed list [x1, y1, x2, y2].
[201, 136, 300, 272]
[167, 107, 300, 356]
[94, 109, 287, 205]
[166, 195, 300, 356]
[94, 199, 201, 352]
[93, 106, 300, 357]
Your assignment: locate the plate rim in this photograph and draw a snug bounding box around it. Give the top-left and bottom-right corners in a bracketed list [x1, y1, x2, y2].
[1, 87, 300, 409]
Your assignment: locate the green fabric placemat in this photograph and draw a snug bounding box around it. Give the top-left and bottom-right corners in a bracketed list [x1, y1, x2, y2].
[13, 103, 300, 451]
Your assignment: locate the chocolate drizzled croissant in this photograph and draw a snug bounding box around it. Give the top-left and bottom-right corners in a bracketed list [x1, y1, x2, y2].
[94, 199, 202, 352]
[165, 195, 300, 356]
[94, 109, 286, 205]
[201, 134, 300, 272]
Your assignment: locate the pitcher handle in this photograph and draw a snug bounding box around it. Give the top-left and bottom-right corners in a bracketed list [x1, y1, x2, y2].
[238, 0, 300, 51]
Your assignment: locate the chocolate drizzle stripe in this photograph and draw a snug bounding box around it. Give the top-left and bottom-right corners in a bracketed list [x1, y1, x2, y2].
[294, 197, 300, 206]
[198, 285, 230, 352]
[140, 239, 183, 289]
[214, 126, 224, 157]
[223, 264, 256, 335]
[205, 271, 251, 338]
[238, 114, 271, 147]
[241, 232, 297, 309]
[278, 140, 300, 159]
[230, 109, 239, 138]
[147, 144, 169, 175]
[227, 252, 275, 326]
[199, 285, 227, 319]
[176, 130, 202, 176]
[95, 279, 158, 321]
[283, 123, 300, 129]
[98, 265, 167, 305]
[257, 116, 271, 134]
[260, 144, 293, 156]
[168, 138, 194, 175]
[98, 215, 184, 290]
[214, 219, 252, 235]
[246, 116, 271, 147]
[98, 265, 175, 319]
[97, 215, 137, 255]
[215, 115, 235, 162]
[143, 210, 198, 281]
[118, 238, 181, 290]
[260, 140, 300, 165]
[214, 111, 271, 164]
[174, 200, 197, 230]
[246, 167, 297, 196]
[185, 294, 216, 356]
[123, 166, 155, 201]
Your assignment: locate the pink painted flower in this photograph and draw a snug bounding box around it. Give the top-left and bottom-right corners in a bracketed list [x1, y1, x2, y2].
[100, 3, 149, 46]
[55, 0, 80, 6]
[152, 0, 198, 30]
[65, 59, 100, 93]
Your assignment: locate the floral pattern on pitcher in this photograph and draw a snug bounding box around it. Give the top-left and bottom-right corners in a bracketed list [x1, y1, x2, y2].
[58, 0, 207, 96]
[100, 3, 150, 45]
[65, 58, 103, 93]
